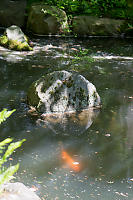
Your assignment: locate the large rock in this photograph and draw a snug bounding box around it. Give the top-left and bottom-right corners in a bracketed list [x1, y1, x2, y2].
[27, 70, 100, 114]
[27, 4, 69, 35]
[0, 0, 27, 28]
[0, 182, 41, 200]
[0, 25, 33, 51]
[72, 16, 126, 36]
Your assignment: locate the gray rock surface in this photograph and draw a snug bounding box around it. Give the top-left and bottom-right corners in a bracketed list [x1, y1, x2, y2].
[27, 70, 100, 114]
[5, 25, 27, 43]
[0, 182, 41, 200]
[0, 25, 32, 51]
[72, 16, 125, 36]
[27, 4, 69, 35]
[0, 0, 27, 28]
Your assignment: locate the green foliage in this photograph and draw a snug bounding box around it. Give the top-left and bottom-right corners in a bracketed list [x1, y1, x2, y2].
[27, 0, 128, 19]
[0, 139, 26, 167]
[0, 164, 19, 188]
[0, 109, 16, 125]
[0, 109, 25, 192]
[87, 0, 127, 18]
[54, 0, 80, 14]
[27, 0, 80, 14]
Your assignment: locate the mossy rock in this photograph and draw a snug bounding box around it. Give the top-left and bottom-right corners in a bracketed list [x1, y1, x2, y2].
[72, 16, 126, 36]
[27, 4, 69, 35]
[27, 70, 101, 114]
[0, 25, 33, 51]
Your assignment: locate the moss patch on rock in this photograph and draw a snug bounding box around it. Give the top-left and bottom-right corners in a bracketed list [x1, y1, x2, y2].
[27, 4, 69, 35]
[0, 25, 33, 51]
[0, 35, 33, 51]
[27, 70, 101, 115]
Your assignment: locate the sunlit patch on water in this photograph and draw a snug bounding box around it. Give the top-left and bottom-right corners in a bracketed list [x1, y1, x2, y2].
[93, 55, 133, 60]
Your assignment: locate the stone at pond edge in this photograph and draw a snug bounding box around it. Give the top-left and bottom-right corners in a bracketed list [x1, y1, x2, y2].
[27, 4, 69, 35]
[0, 182, 41, 200]
[27, 70, 101, 114]
[0, 25, 33, 51]
[72, 16, 126, 36]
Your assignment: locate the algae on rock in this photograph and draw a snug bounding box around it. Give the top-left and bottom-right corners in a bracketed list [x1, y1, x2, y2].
[27, 70, 101, 115]
[0, 25, 33, 51]
[27, 4, 69, 35]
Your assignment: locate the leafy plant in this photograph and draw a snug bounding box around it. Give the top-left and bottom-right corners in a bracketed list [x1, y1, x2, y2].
[0, 109, 16, 125]
[27, 0, 128, 19]
[86, 0, 127, 18]
[0, 109, 25, 192]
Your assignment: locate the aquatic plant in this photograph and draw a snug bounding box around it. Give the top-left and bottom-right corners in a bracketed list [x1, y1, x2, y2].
[0, 109, 25, 192]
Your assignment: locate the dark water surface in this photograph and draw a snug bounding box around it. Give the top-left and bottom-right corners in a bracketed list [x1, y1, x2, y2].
[0, 37, 133, 199]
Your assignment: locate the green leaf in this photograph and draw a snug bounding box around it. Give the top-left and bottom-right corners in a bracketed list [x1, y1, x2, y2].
[0, 138, 13, 149]
[0, 139, 26, 167]
[0, 109, 16, 124]
[0, 164, 19, 191]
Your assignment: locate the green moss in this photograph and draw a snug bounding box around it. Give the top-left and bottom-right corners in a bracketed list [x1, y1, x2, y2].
[0, 35, 8, 45]
[0, 35, 33, 51]
[8, 40, 33, 51]
[27, 83, 40, 107]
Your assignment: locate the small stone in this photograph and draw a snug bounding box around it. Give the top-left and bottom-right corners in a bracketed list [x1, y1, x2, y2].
[0, 182, 41, 200]
[0, 25, 33, 51]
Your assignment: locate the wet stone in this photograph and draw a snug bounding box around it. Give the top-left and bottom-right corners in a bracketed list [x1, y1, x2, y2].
[27, 70, 101, 114]
[0, 182, 41, 200]
[0, 25, 32, 51]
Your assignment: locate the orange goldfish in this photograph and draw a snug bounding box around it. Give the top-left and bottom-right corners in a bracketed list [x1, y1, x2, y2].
[61, 151, 80, 172]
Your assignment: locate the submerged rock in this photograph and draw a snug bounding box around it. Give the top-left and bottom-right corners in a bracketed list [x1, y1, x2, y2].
[27, 70, 100, 114]
[0, 25, 33, 51]
[0, 182, 41, 200]
[27, 4, 69, 35]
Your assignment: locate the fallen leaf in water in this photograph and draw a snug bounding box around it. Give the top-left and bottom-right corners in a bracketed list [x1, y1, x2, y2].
[48, 171, 53, 175]
[30, 185, 38, 192]
[71, 48, 78, 51]
[32, 65, 45, 68]
[115, 192, 128, 197]
[107, 181, 114, 183]
[105, 133, 111, 137]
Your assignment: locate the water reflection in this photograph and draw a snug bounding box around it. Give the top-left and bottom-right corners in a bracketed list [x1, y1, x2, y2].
[119, 102, 133, 181]
[37, 108, 99, 135]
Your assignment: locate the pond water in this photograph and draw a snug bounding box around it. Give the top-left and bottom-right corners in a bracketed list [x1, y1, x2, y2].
[0, 37, 133, 199]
